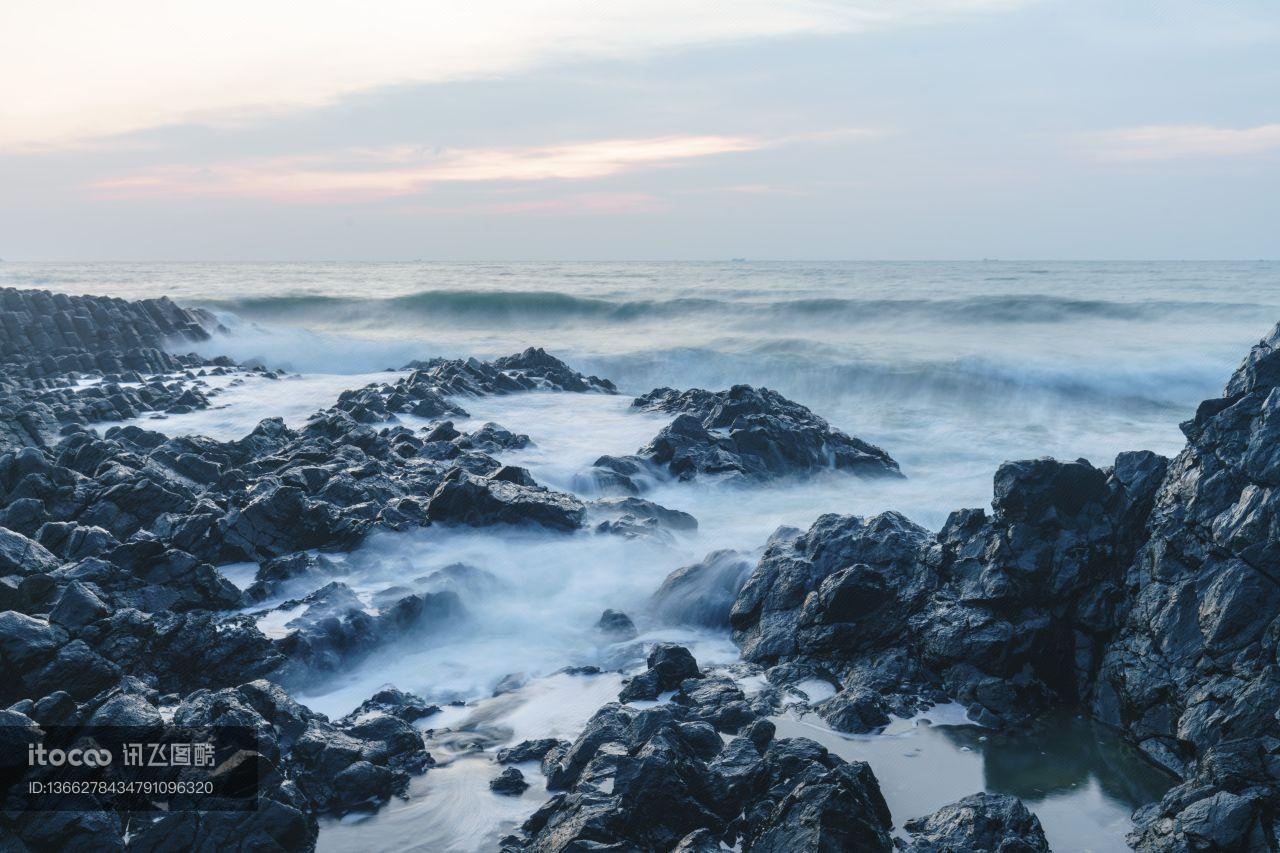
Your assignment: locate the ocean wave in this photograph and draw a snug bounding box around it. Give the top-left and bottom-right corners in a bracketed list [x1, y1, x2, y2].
[198, 289, 1267, 328]
[577, 344, 1227, 414]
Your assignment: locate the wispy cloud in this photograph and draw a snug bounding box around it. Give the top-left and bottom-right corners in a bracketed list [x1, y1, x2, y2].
[91, 136, 767, 202]
[1085, 123, 1280, 161]
[1, 0, 1026, 151]
[90, 129, 880, 202]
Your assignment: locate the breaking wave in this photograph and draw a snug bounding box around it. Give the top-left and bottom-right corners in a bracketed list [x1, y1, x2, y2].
[198, 289, 1264, 329]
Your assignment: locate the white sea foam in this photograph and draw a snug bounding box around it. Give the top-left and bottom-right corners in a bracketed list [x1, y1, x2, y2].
[97, 371, 404, 441]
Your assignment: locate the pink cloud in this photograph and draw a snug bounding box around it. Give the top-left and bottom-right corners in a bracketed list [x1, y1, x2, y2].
[1084, 123, 1280, 161]
[91, 135, 764, 202]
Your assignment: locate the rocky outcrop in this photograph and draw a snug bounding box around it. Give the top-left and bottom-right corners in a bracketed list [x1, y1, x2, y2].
[899, 792, 1050, 852]
[580, 384, 901, 493]
[0, 287, 231, 453]
[269, 583, 466, 676]
[426, 469, 586, 531]
[1090, 324, 1280, 848]
[401, 347, 616, 397]
[508, 647, 895, 852]
[0, 287, 213, 374]
[724, 324, 1280, 845]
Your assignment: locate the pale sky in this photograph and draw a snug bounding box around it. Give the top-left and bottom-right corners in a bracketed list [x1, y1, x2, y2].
[1, 0, 1277, 260]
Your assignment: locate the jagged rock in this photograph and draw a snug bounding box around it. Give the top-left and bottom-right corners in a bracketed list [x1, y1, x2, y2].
[426, 471, 585, 531]
[0, 611, 67, 674]
[518, 694, 893, 852]
[632, 384, 901, 483]
[815, 687, 890, 734]
[48, 581, 112, 630]
[899, 792, 1049, 852]
[619, 643, 702, 702]
[274, 587, 465, 673]
[0, 526, 61, 575]
[590, 495, 699, 541]
[491, 767, 530, 795]
[400, 348, 615, 398]
[731, 512, 933, 667]
[498, 738, 569, 765]
[346, 686, 441, 723]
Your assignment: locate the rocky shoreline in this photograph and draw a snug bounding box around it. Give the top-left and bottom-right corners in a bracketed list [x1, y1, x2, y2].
[0, 284, 1276, 851]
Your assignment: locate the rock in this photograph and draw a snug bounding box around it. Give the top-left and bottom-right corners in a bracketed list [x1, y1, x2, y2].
[0, 526, 61, 575]
[400, 348, 615, 398]
[36, 522, 118, 561]
[488, 464, 537, 486]
[619, 643, 701, 702]
[462, 424, 531, 454]
[591, 497, 697, 531]
[630, 384, 902, 483]
[900, 792, 1049, 852]
[491, 767, 530, 795]
[275, 588, 465, 673]
[595, 609, 638, 642]
[48, 581, 112, 630]
[426, 471, 585, 531]
[347, 687, 440, 723]
[731, 512, 933, 666]
[815, 687, 890, 734]
[88, 693, 164, 728]
[0, 610, 67, 676]
[517, 690, 893, 853]
[498, 738, 569, 765]
[651, 549, 753, 629]
[29, 638, 120, 699]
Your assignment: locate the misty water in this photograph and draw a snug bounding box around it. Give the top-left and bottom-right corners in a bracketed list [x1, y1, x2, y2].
[10, 260, 1277, 850]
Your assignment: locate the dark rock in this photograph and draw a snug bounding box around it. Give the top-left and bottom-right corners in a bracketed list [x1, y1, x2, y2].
[595, 609, 638, 642]
[347, 686, 440, 723]
[0, 610, 67, 676]
[498, 738, 569, 765]
[630, 384, 902, 484]
[88, 693, 164, 728]
[48, 581, 112, 630]
[518, 692, 892, 853]
[491, 767, 530, 795]
[619, 643, 701, 702]
[900, 792, 1049, 852]
[731, 512, 933, 666]
[815, 688, 890, 734]
[426, 471, 585, 531]
[0, 526, 61, 575]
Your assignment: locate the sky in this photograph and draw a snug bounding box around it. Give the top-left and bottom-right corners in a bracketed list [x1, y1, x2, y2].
[1, 0, 1278, 261]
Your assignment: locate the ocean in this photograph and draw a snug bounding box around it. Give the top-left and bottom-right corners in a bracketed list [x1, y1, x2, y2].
[6, 259, 1277, 850]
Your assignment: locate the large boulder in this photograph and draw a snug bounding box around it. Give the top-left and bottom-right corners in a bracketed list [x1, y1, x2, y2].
[900, 792, 1049, 852]
[633, 384, 902, 483]
[426, 471, 585, 531]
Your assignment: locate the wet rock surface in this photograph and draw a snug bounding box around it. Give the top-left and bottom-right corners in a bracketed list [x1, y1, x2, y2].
[899, 792, 1050, 852]
[580, 383, 902, 492]
[508, 646, 897, 852]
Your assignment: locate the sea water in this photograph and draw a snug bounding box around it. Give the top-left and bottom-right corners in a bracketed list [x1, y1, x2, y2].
[9, 260, 1271, 850]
